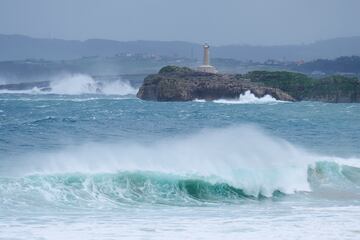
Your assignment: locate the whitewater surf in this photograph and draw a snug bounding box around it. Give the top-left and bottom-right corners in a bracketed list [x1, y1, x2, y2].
[0, 93, 359, 240]
[0, 73, 138, 95]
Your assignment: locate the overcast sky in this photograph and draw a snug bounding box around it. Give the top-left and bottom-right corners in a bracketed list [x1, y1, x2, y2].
[1, 0, 359, 46]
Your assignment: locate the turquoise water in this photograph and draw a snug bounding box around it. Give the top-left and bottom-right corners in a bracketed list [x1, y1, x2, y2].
[0, 92, 360, 239]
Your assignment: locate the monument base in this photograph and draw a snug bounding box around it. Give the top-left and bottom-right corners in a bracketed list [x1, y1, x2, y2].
[197, 65, 218, 74]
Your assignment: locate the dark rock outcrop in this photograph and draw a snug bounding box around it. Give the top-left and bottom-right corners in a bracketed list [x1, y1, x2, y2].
[137, 66, 295, 102]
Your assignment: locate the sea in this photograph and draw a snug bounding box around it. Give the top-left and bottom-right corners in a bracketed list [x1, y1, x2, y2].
[0, 74, 359, 240]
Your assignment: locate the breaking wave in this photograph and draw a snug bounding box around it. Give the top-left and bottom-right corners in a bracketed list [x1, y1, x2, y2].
[1, 126, 359, 209]
[49, 74, 137, 95]
[0, 74, 138, 96]
[213, 90, 283, 104]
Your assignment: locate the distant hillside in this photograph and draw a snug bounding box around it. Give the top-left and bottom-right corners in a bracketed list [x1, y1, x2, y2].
[0, 56, 196, 83]
[0, 34, 201, 61]
[1, 34, 360, 61]
[214, 37, 360, 62]
[293, 56, 360, 75]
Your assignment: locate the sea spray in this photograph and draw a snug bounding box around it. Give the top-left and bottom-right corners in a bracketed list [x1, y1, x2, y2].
[307, 161, 360, 199]
[50, 74, 99, 95]
[49, 74, 138, 95]
[213, 90, 283, 104]
[11, 126, 314, 197]
[0, 74, 138, 95]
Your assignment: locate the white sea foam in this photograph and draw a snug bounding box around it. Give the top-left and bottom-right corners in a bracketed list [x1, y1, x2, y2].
[2, 204, 360, 240]
[213, 90, 283, 104]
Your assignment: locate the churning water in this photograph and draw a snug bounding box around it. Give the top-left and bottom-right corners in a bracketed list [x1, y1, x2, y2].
[0, 89, 359, 239]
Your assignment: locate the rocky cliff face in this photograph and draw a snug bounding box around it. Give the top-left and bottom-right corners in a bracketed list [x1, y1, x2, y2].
[137, 66, 295, 102]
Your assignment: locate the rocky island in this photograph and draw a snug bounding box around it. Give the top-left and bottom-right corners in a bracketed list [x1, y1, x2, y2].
[137, 66, 294, 102]
[137, 65, 360, 103]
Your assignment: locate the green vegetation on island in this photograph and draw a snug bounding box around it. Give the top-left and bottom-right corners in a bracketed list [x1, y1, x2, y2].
[246, 71, 360, 102]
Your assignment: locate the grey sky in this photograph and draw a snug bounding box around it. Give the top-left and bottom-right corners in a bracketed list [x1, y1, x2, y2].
[0, 0, 359, 45]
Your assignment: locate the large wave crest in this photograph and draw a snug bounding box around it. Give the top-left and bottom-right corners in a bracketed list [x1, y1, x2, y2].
[1, 126, 359, 209]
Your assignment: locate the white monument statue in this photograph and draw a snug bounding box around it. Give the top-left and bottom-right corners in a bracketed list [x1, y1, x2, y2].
[197, 43, 218, 74]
